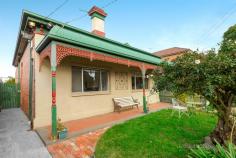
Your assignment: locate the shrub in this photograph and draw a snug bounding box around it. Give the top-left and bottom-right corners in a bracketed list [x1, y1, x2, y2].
[188, 142, 236, 158]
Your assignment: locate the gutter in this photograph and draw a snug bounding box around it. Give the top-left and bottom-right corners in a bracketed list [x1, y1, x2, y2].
[36, 33, 160, 66]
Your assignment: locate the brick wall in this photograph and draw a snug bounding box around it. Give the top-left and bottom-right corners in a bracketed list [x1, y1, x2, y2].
[20, 43, 30, 116]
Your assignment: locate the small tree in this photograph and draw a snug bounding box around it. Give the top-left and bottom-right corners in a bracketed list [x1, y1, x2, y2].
[152, 50, 236, 145]
[219, 24, 236, 54]
[5, 77, 15, 85]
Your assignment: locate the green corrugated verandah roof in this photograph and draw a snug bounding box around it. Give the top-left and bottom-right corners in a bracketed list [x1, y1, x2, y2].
[14, 10, 162, 66]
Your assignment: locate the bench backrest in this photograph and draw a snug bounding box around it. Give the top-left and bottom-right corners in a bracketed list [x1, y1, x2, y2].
[113, 97, 135, 105]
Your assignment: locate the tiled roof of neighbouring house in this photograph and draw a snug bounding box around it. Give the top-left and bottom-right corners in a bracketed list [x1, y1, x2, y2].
[153, 47, 190, 57]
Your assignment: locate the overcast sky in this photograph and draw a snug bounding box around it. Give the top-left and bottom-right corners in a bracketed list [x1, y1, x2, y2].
[1, 0, 236, 77]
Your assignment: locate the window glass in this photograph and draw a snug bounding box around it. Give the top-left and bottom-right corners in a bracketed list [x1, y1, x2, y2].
[72, 67, 109, 92]
[101, 71, 108, 91]
[72, 67, 82, 92]
[83, 69, 100, 92]
[131, 76, 135, 89]
[136, 77, 143, 89]
[131, 72, 149, 90]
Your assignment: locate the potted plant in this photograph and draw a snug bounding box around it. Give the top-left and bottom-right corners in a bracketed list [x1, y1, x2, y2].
[57, 118, 68, 140]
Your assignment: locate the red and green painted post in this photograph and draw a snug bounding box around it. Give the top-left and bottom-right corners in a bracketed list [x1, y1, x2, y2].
[141, 67, 148, 113]
[51, 43, 57, 140]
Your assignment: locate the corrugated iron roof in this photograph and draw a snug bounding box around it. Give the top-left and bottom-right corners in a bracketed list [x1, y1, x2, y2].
[13, 10, 162, 66]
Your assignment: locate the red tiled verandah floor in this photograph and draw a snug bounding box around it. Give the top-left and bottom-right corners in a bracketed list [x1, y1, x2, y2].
[37, 102, 171, 146]
[65, 102, 171, 133]
[45, 102, 171, 158]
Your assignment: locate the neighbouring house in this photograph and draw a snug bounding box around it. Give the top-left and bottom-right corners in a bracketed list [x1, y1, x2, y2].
[12, 6, 162, 138]
[153, 47, 191, 61]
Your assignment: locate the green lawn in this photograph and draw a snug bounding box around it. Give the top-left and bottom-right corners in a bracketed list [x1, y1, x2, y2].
[95, 110, 217, 158]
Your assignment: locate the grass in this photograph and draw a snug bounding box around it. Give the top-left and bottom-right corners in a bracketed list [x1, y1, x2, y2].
[95, 109, 217, 158]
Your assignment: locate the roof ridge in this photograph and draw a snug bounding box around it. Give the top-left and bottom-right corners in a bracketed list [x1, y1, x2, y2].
[22, 10, 160, 59]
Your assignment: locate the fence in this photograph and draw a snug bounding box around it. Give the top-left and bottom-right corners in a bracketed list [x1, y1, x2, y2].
[159, 91, 173, 103]
[159, 91, 205, 105]
[0, 83, 19, 109]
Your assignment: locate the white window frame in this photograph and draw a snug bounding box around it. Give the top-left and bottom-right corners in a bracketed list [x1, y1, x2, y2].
[132, 72, 149, 90]
[72, 66, 109, 93]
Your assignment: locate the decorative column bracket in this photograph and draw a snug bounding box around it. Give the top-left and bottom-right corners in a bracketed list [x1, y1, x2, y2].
[38, 43, 158, 133]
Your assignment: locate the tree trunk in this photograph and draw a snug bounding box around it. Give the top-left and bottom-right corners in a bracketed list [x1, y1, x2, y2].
[210, 107, 236, 145]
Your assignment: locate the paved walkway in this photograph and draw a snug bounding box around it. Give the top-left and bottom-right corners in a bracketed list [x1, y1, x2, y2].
[48, 128, 107, 158]
[0, 108, 51, 158]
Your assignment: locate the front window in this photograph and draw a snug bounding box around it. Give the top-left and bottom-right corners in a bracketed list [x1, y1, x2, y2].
[72, 67, 109, 92]
[132, 73, 148, 90]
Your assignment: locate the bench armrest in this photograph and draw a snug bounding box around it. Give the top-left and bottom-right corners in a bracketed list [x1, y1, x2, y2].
[133, 99, 139, 104]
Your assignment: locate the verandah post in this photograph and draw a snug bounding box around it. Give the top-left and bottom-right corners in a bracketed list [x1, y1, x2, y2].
[141, 65, 148, 113]
[51, 42, 57, 140]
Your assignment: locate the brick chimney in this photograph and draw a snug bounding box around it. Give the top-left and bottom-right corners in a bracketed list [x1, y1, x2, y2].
[88, 6, 107, 37]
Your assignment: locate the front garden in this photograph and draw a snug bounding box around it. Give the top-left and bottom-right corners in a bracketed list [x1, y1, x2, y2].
[95, 110, 217, 158]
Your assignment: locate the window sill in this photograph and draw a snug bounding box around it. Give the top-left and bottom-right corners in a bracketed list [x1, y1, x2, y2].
[132, 89, 149, 93]
[71, 91, 110, 97]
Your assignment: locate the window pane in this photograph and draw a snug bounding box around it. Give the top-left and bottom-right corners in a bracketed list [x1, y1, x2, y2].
[83, 69, 100, 92]
[72, 67, 82, 92]
[101, 71, 108, 91]
[132, 76, 135, 89]
[136, 77, 143, 89]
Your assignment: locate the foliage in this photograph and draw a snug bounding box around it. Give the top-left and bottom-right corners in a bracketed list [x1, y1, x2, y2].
[219, 24, 236, 54]
[95, 110, 216, 158]
[188, 142, 236, 158]
[5, 77, 15, 85]
[176, 93, 189, 103]
[152, 49, 236, 144]
[57, 118, 65, 131]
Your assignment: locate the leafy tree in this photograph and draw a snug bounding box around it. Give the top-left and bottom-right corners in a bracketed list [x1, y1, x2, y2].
[5, 77, 15, 85]
[152, 50, 236, 145]
[219, 24, 236, 54]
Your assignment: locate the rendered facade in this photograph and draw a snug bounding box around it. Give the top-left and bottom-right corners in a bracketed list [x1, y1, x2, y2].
[12, 6, 162, 138]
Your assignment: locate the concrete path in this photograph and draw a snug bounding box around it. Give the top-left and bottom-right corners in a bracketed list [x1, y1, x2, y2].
[0, 108, 51, 158]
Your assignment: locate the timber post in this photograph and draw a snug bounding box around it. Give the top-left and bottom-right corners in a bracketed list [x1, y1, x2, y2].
[141, 65, 148, 113]
[51, 42, 57, 140]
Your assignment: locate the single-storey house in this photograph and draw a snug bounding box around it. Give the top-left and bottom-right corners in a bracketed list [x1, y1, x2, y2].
[13, 6, 162, 139]
[153, 47, 191, 61]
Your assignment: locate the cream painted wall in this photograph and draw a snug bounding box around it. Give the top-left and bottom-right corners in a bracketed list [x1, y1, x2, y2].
[92, 17, 104, 32]
[32, 35, 160, 128]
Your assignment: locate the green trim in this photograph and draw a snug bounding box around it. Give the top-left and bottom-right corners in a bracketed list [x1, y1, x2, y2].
[143, 95, 147, 113]
[13, 10, 161, 66]
[142, 75, 148, 113]
[51, 42, 57, 140]
[51, 42, 57, 67]
[91, 12, 105, 20]
[28, 44, 33, 121]
[51, 66, 56, 72]
[52, 77, 56, 90]
[36, 26, 162, 65]
[51, 106, 57, 139]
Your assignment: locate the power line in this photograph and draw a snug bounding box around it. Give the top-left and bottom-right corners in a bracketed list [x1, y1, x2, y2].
[64, 0, 119, 25]
[46, 0, 69, 18]
[196, 4, 236, 46]
[65, 14, 87, 24]
[102, 0, 118, 9]
[54, 0, 119, 34]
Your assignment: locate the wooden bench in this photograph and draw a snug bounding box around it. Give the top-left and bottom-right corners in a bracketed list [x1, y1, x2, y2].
[113, 97, 139, 112]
